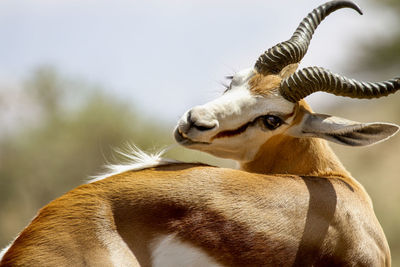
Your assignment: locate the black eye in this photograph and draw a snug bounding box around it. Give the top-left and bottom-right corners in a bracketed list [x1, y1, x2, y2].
[263, 115, 282, 130]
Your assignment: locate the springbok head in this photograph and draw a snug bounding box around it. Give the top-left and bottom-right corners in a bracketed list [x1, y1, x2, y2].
[174, 0, 400, 162]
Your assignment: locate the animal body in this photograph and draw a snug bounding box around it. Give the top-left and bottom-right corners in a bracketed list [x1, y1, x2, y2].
[1, 1, 399, 266]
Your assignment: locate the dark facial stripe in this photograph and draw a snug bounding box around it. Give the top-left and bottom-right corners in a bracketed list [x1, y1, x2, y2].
[211, 107, 296, 140]
[211, 120, 254, 140]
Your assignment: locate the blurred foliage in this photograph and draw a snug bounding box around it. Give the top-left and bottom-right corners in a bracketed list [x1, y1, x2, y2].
[0, 0, 399, 263]
[352, 0, 400, 74]
[0, 67, 164, 243]
[377, 0, 400, 12]
[0, 66, 231, 248]
[328, 0, 400, 264]
[327, 96, 400, 266]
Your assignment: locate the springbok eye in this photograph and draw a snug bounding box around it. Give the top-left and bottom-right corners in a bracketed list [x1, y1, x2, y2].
[262, 115, 282, 130]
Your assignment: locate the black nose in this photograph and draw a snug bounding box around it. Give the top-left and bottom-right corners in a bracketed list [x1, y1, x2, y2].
[187, 111, 216, 131]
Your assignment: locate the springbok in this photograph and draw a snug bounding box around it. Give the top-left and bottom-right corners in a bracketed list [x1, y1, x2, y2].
[1, 1, 399, 266]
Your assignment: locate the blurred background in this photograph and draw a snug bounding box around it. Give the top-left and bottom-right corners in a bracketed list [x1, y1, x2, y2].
[0, 0, 399, 264]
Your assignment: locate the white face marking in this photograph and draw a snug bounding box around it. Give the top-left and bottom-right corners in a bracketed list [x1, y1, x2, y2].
[175, 67, 295, 162]
[151, 234, 223, 267]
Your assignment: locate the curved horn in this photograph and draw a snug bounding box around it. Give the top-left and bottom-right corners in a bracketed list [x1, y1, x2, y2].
[280, 67, 400, 102]
[255, 1, 362, 75]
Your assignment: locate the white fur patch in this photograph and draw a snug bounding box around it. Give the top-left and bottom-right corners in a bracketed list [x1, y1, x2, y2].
[151, 234, 223, 267]
[0, 243, 12, 261]
[89, 144, 180, 183]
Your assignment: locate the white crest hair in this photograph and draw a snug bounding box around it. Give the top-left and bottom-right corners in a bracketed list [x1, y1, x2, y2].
[89, 144, 180, 183]
[0, 243, 12, 261]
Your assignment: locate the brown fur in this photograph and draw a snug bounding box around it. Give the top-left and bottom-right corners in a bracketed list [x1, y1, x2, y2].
[241, 102, 345, 175]
[241, 100, 365, 193]
[1, 101, 392, 266]
[0, 73, 391, 266]
[249, 73, 282, 96]
[0, 164, 390, 266]
[248, 63, 298, 96]
[242, 134, 347, 176]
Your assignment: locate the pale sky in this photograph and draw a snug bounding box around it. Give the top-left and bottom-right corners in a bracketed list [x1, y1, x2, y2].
[0, 0, 397, 126]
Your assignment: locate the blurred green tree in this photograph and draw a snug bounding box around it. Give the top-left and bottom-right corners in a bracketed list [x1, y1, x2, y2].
[0, 67, 172, 247]
[353, 0, 400, 74]
[328, 0, 400, 264]
[0, 66, 231, 249]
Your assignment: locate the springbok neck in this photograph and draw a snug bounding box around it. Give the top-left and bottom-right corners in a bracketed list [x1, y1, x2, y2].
[174, 0, 399, 178]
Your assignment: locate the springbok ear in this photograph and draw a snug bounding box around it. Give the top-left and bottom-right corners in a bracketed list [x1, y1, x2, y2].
[290, 113, 399, 146]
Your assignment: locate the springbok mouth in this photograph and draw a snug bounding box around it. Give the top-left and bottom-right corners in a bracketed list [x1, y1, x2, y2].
[174, 128, 210, 146]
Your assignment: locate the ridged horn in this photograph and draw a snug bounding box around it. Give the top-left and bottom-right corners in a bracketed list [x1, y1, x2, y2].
[280, 67, 400, 102]
[255, 1, 362, 75]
